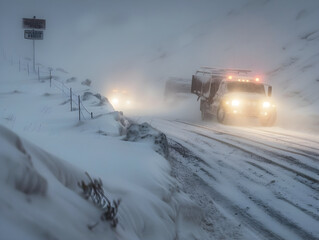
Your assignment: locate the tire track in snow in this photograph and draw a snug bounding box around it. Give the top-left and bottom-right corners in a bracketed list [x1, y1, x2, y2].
[259, 129, 319, 145]
[180, 124, 319, 193]
[227, 137, 319, 177]
[168, 138, 319, 240]
[174, 134, 319, 227]
[273, 193, 319, 222]
[168, 139, 285, 240]
[176, 120, 319, 162]
[236, 129, 319, 153]
[191, 130, 319, 185]
[149, 119, 319, 239]
[173, 120, 319, 185]
[237, 186, 318, 240]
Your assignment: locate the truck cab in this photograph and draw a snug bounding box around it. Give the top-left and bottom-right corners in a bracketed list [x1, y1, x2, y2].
[191, 68, 276, 126]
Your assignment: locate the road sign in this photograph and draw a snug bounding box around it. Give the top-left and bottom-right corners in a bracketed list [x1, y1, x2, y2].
[23, 16, 46, 73]
[23, 18, 46, 29]
[24, 30, 43, 40]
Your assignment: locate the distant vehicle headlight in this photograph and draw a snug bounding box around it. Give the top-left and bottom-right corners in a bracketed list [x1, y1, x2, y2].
[263, 101, 271, 108]
[231, 99, 240, 106]
[111, 98, 119, 106]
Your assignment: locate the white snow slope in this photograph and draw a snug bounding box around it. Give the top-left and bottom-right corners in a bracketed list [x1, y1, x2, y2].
[0, 59, 204, 239]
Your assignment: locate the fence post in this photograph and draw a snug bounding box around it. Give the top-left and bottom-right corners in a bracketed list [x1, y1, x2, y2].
[49, 69, 52, 87]
[27, 63, 29, 75]
[91, 112, 93, 119]
[38, 66, 40, 80]
[70, 88, 72, 111]
[78, 95, 81, 121]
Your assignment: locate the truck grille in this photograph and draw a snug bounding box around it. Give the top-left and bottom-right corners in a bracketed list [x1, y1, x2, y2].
[242, 100, 260, 116]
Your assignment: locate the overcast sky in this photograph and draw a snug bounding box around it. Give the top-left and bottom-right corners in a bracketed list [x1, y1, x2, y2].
[1, 0, 318, 94]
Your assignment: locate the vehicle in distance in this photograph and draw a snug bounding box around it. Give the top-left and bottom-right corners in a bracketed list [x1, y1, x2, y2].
[164, 77, 191, 98]
[108, 89, 133, 110]
[191, 67, 276, 126]
[164, 77, 192, 104]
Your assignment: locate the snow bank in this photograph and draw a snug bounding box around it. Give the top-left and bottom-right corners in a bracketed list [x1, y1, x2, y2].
[0, 59, 205, 240]
[0, 124, 185, 240]
[0, 122, 204, 240]
[0, 125, 118, 240]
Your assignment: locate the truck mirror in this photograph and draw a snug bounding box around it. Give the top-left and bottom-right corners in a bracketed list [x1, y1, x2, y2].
[268, 86, 272, 97]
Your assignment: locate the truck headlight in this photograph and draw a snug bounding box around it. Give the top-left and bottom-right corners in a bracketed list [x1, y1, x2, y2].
[232, 99, 240, 106]
[263, 101, 270, 108]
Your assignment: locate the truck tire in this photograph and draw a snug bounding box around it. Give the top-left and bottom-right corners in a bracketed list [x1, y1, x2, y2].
[260, 111, 276, 127]
[217, 106, 227, 124]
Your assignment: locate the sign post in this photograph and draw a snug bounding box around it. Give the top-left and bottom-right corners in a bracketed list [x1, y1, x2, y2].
[33, 30, 35, 72]
[23, 16, 46, 73]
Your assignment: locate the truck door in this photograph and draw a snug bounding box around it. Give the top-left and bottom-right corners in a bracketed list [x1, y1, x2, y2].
[191, 75, 202, 96]
[211, 81, 225, 113]
[208, 80, 219, 103]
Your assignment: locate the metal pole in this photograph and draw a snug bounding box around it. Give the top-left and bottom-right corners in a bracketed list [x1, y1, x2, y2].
[33, 34, 35, 72]
[27, 63, 29, 75]
[32, 16, 36, 73]
[78, 95, 81, 121]
[91, 112, 93, 119]
[49, 69, 52, 87]
[70, 88, 72, 111]
[38, 66, 40, 80]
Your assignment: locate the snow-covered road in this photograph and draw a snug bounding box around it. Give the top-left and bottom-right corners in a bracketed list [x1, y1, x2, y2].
[144, 118, 319, 240]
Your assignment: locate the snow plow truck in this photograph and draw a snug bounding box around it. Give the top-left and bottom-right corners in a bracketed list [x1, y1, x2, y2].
[191, 67, 276, 126]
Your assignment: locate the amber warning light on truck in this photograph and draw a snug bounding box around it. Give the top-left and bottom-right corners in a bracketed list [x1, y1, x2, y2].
[227, 76, 262, 83]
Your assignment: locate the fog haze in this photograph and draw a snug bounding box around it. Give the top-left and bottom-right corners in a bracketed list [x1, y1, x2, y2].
[1, 0, 319, 117]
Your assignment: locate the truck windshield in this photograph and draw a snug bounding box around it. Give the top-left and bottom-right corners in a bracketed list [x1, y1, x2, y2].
[227, 82, 265, 94]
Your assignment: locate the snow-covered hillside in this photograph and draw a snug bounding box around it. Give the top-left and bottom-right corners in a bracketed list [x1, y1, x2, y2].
[0, 58, 205, 240]
[0, 124, 110, 240]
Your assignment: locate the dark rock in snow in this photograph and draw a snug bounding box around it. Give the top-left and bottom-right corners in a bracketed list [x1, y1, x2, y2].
[81, 79, 92, 86]
[82, 91, 94, 101]
[56, 68, 69, 74]
[300, 30, 319, 41]
[66, 77, 77, 83]
[296, 9, 308, 21]
[125, 123, 169, 158]
[82, 91, 109, 106]
[12, 90, 22, 94]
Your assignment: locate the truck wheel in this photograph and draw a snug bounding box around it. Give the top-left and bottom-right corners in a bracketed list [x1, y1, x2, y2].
[260, 111, 276, 127]
[217, 106, 227, 124]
